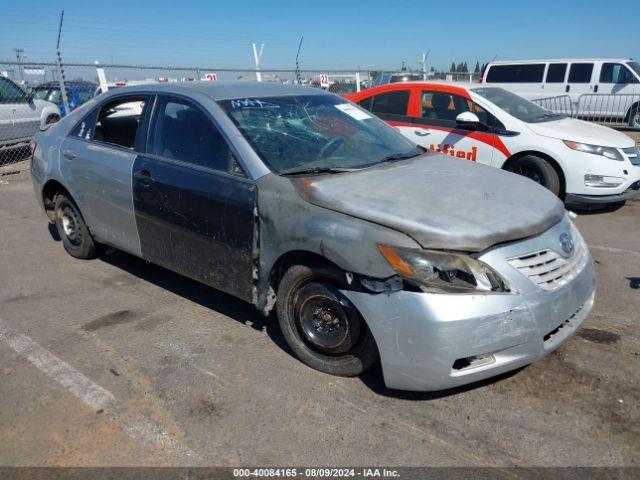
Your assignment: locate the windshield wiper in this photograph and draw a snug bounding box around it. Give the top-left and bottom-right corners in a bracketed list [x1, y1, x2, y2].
[280, 166, 358, 176]
[379, 151, 423, 163]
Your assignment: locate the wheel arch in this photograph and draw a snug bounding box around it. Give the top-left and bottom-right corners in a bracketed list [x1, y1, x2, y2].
[268, 250, 348, 295]
[502, 150, 566, 198]
[41, 179, 72, 221]
[624, 101, 640, 123]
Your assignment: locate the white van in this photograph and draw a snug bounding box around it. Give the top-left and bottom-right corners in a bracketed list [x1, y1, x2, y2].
[482, 59, 640, 127]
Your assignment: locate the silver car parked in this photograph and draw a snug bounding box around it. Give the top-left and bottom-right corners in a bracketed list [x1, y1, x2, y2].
[31, 81, 595, 392]
[0, 76, 61, 159]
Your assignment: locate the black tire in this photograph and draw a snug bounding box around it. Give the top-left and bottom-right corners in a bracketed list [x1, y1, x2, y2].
[628, 104, 640, 128]
[45, 114, 60, 125]
[53, 192, 97, 259]
[507, 155, 561, 196]
[276, 264, 378, 377]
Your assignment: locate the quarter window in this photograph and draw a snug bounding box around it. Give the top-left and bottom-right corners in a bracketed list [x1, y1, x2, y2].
[600, 63, 637, 84]
[545, 63, 567, 83]
[368, 90, 410, 116]
[149, 97, 234, 172]
[568, 63, 594, 83]
[485, 64, 545, 83]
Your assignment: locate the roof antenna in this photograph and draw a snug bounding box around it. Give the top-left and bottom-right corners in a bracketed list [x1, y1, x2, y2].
[295, 36, 303, 85]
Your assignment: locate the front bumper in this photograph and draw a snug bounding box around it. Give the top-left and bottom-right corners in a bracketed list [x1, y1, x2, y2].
[565, 180, 640, 206]
[342, 219, 596, 392]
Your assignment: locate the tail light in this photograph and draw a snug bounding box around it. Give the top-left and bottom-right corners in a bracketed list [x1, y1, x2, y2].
[30, 139, 37, 156]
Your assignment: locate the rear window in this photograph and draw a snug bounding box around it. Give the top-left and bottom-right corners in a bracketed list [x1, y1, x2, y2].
[568, 63, 594, 83]
[485, 64, 545, 83]
[545, 64, 567, 83]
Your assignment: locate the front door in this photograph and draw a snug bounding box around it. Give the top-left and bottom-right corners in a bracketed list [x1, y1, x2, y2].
[410, 90, 500, 167]
[133, 95, 257, 302]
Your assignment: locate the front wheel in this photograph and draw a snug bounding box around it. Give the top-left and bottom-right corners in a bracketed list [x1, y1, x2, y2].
[507, 155, 561, 196]
[53, 193, 97, 259]
[276, 264, 378, 377]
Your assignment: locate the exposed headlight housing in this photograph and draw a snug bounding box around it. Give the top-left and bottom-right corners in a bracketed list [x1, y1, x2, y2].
[377, 245, 512, 293]
[563, 140, 624, 161]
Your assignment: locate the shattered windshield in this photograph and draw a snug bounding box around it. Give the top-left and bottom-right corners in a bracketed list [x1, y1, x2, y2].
[218, 94, 421, 174]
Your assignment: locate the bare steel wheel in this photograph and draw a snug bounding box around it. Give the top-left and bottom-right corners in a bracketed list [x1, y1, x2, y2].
[295, 283, 362, 355]
[53, 192, 96, 259]
[276, 264, 378, 377]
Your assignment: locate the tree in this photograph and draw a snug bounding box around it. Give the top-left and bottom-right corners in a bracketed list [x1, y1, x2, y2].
[450, 62, 456, 73]
[474, 61, 480, 74]
[462, 62, 469, 73]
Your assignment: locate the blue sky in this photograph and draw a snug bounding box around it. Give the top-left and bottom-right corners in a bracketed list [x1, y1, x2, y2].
[2, 0, 639, 70]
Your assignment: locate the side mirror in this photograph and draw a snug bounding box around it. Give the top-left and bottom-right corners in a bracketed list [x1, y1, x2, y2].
[456, 111, 487, 131]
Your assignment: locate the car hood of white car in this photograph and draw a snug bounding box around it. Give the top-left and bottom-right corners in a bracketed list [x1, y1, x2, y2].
[525, 117, 634, 148]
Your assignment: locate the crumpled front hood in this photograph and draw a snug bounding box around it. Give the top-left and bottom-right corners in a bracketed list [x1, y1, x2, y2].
[526, 117, 634, 148]
[291, 154, 565, 252]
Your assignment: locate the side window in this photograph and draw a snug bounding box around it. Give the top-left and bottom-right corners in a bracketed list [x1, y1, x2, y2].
[150, 97, 235, 173]
[369, 90, 410, 116]
[420, 91, 470, 122]
[600, 63, 637, 84]
[568, 63, 594, 83]
[91, 96, 147, 149]
[0, 77, 27, 103]
[485, 64, 545, 83]
[546, 63, 567, 83]
[356, 97, 373, 111]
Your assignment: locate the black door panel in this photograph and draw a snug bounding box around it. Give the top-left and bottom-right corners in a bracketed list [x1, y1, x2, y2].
[133, 156, 257, 302]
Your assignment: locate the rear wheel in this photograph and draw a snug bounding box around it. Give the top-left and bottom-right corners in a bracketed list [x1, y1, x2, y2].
[53, 193, 97, 259]
[507, 155, 561, 196]
[276, 264, 378, 377]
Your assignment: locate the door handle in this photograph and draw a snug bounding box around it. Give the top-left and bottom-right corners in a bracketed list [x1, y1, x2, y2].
[134, 169, 154, 186]
[414, 130, 430, 137]
[594, 85, 598, 93]
[565, 85, 570, 93]
[62, 149, 76, 160]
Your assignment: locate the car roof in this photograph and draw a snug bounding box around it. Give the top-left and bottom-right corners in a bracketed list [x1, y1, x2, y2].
[100, 81, 327, 101]
[489, 58, 633, 64]
[35, 81, 97, 88]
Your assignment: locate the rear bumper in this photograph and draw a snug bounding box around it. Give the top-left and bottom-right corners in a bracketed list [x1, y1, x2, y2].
[341, 221, 596, 392]
[565, 181, 640, 206]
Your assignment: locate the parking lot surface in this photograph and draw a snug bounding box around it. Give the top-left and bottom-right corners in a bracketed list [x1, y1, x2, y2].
[0, 171, 638, 467]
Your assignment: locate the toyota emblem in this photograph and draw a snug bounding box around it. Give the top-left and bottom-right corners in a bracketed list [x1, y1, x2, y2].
[559, 233, 574, 255]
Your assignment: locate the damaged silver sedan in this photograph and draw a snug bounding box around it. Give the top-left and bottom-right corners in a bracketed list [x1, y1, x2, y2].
[31, 82, 596, 391]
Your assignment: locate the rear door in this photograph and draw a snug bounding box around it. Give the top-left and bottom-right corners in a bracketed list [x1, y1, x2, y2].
[133, 94, 257, 302]
[60, 94, 151, 255]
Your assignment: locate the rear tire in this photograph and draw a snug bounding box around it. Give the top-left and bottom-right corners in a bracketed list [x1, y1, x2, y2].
[53, 193, 96, 259]
[628, 104, 640, 128]
[276, 264, 378, 377]
[507, 155, 561, 196]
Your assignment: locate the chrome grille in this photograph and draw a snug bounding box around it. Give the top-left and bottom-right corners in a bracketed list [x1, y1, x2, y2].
[623, 146, 640, 166]
[507, 228, 588, 291]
